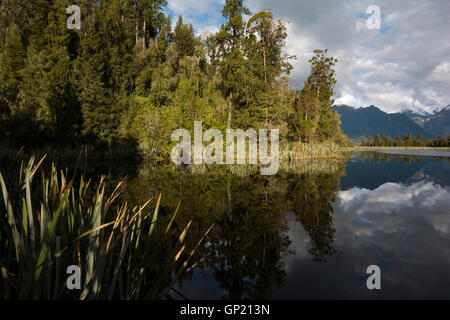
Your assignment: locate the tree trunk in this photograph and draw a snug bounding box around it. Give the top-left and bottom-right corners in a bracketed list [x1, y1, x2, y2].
[143, 20, 146, 49]
[263, 47, 267, 84]
[135, 22, 139, 46]
[263, 47, 268, 125]
[227, 94, 233, 129]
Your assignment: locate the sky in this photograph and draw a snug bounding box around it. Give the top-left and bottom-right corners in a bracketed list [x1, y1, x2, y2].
[165, 0, 450, 115]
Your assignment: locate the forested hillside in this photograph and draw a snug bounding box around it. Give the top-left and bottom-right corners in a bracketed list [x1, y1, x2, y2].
[0, 0, 348, 159]
[334, 105, 434, 140]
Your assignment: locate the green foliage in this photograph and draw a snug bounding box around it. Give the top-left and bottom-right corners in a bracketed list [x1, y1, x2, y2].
[361, 134, 450, 147]
[0, 157, 210, 299]
[0, 23, 25, 118]
[173, 16, 196, 58]
[0, 0, 348, 152]
[289, 50, 348, 144]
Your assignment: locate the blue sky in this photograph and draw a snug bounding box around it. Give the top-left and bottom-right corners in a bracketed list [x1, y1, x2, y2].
[165, 0, 450, 115]
[165, 0, 226, 34]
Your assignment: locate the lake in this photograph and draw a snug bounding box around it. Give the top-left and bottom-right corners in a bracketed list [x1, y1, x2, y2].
[153, 151, 450, 300]
[2, 149, 449, 300]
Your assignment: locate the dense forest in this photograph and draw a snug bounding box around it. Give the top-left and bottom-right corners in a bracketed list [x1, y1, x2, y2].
[0, 0, 349, 161]
[361, 134, 450, 147]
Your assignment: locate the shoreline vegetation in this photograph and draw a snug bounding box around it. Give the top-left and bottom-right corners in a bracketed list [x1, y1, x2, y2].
[0, 157, 212, 299]
[0, 141, 347, 165]
[359, 134, 450, 148]
[342, 146, 450, 151]
[280, 142, 348, 161]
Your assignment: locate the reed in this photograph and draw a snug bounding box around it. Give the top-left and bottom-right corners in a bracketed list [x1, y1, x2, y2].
[0, 156, 212, 300]
[280, 142, 342, 161]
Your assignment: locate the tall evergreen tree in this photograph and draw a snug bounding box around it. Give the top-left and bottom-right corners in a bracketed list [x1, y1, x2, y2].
[173, 15, 196, 59]
[246, 9, 293, 126]
[213, 0, 251, 128]
[298, 49, 346, 143]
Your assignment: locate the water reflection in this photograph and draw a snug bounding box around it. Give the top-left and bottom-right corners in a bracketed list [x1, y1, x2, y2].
[119, 152, 450, 299]
[120, 161, 346, 299]
[277, 152, 450, 300]
[4, 149, 448, 299]
[341, 152, 450, 190]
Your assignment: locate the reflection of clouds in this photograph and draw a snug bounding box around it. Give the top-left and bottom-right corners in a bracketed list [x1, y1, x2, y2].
[284, 212, 311, 273]
[278, 180, 450, 299]
[337, 181, 450, 233]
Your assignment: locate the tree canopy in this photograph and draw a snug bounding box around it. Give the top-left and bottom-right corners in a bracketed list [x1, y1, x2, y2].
[0, 0, 348, 154]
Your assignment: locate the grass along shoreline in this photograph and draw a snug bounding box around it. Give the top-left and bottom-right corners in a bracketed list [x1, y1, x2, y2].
[342, 146, 450, 151]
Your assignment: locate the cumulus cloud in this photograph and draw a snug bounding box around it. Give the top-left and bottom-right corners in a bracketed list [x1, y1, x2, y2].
[337, 181, 450, 232]
[168, 0, 450, 113]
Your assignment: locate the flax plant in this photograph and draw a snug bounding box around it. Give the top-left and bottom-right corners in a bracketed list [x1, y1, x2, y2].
[0, 157, 212, 300]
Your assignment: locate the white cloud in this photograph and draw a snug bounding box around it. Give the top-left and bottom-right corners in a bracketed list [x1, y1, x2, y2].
[167, 0, 224, 35]
[335, 92, 356, 106]
[337, 181, 450, 229]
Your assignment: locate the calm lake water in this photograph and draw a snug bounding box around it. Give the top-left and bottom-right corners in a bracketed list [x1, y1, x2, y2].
[3, 149, 449, 300]
[162, 151, 450, 300]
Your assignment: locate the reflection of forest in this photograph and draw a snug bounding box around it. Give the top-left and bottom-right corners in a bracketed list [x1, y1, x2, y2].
[360, 150, 450, 164]
[121, 161, 347, 299]
[341, 152, 450, 190]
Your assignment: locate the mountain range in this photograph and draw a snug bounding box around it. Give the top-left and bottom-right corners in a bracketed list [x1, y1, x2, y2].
[403, 106, 450, 138]
[333, 105, 450, 140]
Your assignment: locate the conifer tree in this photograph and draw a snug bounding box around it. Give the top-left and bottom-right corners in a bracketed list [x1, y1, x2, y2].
[214, 0, 251, 128]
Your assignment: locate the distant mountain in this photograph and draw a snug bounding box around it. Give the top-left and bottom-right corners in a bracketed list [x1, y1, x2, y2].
[334, 105, 435, 140]
[403, 106, 450, 138]
[424, 107, 450, 137]
[402, 110, 431, 128]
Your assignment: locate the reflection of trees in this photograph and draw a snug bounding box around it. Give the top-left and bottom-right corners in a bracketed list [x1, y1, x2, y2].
[122, 162, 345, 299]
[360, 151, 434, 164]
[206, 204, 291, 300]
[288, 168, 345, 262]
[187, 171, 292, 300]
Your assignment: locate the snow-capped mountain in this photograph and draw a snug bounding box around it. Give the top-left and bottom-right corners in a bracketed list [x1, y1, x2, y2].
[402, 105, 450, 137]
